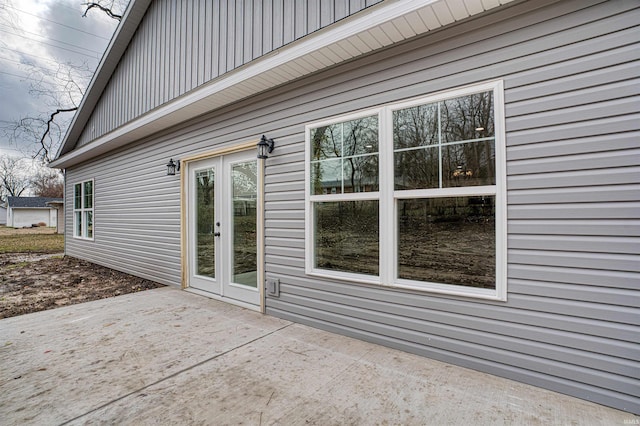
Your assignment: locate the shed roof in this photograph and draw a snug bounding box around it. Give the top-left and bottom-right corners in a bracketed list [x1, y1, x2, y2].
[7, 197, 63, 208]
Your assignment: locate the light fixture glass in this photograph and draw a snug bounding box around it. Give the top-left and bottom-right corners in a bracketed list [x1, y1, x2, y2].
[167, 158, 180, 175]
[257, 135, 275, 159]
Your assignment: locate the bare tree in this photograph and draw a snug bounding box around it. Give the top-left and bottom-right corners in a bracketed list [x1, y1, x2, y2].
[0, 155, 30, 201]
[0, 0, 128, 163]
[31, 168, 64, 198]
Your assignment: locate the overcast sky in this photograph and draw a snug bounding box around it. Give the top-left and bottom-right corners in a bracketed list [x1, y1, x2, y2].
[0, 0, 125, 158]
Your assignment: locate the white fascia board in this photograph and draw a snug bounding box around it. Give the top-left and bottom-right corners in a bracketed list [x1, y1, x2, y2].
[52, 0, 512, 169]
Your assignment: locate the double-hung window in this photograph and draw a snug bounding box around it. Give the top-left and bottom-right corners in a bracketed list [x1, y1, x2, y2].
[306, 81, 506, 300]
[73, 179, 94, 240]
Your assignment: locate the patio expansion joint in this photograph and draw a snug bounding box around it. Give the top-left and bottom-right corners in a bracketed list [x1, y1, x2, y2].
[58, 321, 294, 426]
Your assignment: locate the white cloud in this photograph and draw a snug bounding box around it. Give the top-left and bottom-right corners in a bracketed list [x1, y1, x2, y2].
[0, 0, 123, 158]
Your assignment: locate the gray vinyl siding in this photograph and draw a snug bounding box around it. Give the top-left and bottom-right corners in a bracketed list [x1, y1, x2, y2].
[65, 0, 640, 414]
[76, 0, 382, 147]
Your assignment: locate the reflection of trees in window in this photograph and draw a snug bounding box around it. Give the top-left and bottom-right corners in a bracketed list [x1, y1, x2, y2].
[310, 116, 378, 194]
[315, 200, 379, 275]
[197, 170, 215, 234]
[394, 91, 495, 190]
[441, 92, 495, 186]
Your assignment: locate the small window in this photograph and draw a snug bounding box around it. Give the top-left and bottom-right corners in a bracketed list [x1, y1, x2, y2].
[306, 81, 506, 300]
[73, 179, 94, 240]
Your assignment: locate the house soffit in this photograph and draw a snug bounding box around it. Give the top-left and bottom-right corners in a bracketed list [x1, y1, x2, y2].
[50, 0, 514, 169]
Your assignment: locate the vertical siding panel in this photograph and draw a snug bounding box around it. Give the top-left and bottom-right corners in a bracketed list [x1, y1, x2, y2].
[226, 0, 235, 72]
[283, 0, 295, 44]
[253, 0, 263, 59]
[263, 0, 273, 53]
[149, 2, 156, 110]
[244, 0, 253, 64]
[169, 0, 177, 100]
[235, 0, 244, 68]
[199, 0, 205, 87]
[73, 0, 380, 146]
[219, 0, 228, 75]
[335, 0, 348, 21]
[204, 0, 212, 82]
[185, 0, 191, 91]
[349, 0, 364, 14]
[272, 0, 284, 49]
[181, 0, 189, 95]
[308, 0, 321, 33]
[295, 0, 307, 40]
[320, 0, 334, 27]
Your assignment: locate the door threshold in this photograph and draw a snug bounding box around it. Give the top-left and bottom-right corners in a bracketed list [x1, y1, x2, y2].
[185, 287, 262, 312]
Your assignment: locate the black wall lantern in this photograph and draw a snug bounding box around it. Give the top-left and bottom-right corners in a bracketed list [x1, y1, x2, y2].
[166, 158, 180, 175]
[257, 135, 275, 159]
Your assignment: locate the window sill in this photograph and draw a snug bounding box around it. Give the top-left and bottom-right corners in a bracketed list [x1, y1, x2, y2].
[306, 268, 506, 302]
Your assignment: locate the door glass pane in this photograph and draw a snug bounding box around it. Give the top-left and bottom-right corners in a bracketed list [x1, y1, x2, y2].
[196, 168, 215, 278]
[397, 196, 495, 288]
[232, 160, 257, 287]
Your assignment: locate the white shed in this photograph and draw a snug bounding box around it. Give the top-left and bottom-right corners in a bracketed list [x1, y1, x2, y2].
[6, 197, 62, 228]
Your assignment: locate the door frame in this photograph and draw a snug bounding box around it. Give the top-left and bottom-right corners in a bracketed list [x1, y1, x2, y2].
[180, 140, 265, 313]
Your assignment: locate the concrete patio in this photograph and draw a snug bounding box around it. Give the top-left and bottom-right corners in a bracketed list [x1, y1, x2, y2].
[0, 287, 636, 425]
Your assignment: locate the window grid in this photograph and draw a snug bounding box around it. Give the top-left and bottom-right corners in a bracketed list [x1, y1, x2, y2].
[305, 81, 506, 301]
[73, 179, 94, 240]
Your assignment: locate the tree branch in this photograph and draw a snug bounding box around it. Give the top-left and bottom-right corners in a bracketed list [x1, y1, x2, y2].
[82, 3, 122, 21]
[37, 108, 77, 163]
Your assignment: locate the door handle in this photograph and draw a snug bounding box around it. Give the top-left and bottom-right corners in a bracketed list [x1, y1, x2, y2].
[214, 232, 221, 237]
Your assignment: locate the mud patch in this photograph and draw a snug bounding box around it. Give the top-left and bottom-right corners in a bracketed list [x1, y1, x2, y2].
[0, 254, 164, 319]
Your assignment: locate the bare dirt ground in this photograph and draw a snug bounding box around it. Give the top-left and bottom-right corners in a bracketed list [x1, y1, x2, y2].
[0, 226, 164, 319]
[0, 253, 164, 319]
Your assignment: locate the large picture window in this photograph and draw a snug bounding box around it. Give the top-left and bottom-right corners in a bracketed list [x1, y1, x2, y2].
[305, 81, 506, 300]
[73, 179, 94, 240]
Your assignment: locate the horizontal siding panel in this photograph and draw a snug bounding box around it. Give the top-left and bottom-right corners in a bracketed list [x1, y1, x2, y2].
[265, 190, 305, 202]
[508, 202, 640, 219]
[265, 210, 305, 220]
[265, 245, 305, 259]
[508, 264, 639, 290]
[509, 250, 640, 273]
[276, 288, 639, 375]
[265, 219, 305, 229]
[507, 97, 640, 133]
[508, 149, 640, 175]
[508, 185, 640, 204]
[508, 167, 640, 190]
[506, 78, 640, 118]
[269, 296, 639, 396]
[269, 305, 640, 415]
[505, 62, 640, 107]
[279, 281, 639, 362]
[507, 114, 640, 147]
[265, 267, 640, 343]
[508, 279, 640, 308]
[508, 235, 640, 255]
[508, 219, 639, 236]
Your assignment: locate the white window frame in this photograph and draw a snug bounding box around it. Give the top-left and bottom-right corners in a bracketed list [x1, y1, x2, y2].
[73, 178, 94, 241]
[305, 80, 507, 301]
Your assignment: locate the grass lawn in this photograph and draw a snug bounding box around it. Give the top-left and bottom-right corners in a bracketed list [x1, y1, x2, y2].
[0, 226, 64, 253]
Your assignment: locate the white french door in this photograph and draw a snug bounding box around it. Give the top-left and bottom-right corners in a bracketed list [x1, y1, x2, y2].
[187, 150, 260, 308]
